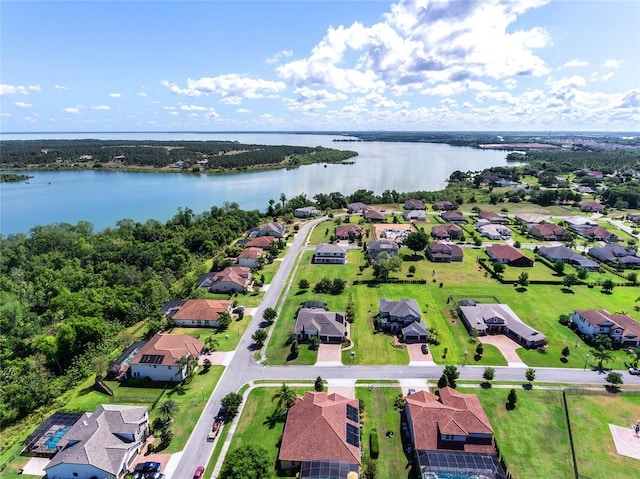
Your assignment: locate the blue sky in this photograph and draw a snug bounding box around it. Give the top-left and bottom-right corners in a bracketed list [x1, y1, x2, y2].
[1, 0, 639, 132]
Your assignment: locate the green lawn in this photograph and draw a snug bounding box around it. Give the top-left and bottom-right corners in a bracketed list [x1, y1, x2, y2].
[356, 386, 410, 479]
[459, 387, 573, 479]
[169, 316, 252, 352]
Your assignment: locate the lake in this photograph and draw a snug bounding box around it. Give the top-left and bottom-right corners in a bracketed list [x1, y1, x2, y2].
[0, 132, 513, 235]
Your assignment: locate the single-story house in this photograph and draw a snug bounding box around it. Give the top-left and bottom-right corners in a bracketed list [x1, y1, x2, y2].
[528, 223, 571, 241]
[562, 215, 595, 227]
[293, 308, 345, 343]
[427, 242, 463, 262]
[570, 225, 618, 243]
[476, 221, 511, 240]
[346, 202, 368, 214]
[403, 210, 428, 222]
[537, 245, 599, 271]
[580, 201, 604, 213]
[45, 405, 149, 479]
[430, 224, 462, 240]
[588, 243, 640, 268]
[485, 244, 533, 267]
[363, 208, 386, 222]
[440, 210, 468, 224]
[313, 243, 347, 264]
[171, 299, 233, 327]
[245, 235, 279, 250]
[404, 199, 426, 210]
[571, 309, 640, 347]
[514, 213, 550, 225]
[432, 200, 456, 211]
[629, 213, 640, 224]
[278, 392, 360, 476]
[366, 239, 399, 262]
[459, 302, 545, 348]
[258, 222, 286, 238]
[378, 298, 422, 332]
[478, 211, 509, 224]
[295, 206, 322, 218]
[236, 247, 264, 268]
[405, 388, 506, 479]
[208, 266, 251, 293]
[129, 332, 204, 381]
[335, 224, 362, 241]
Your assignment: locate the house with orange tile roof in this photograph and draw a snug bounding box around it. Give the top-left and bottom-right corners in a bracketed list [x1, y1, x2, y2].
[129, 333, 204, 381]
[485, 244, 533, 267]
[208, 266, 251, 293]
[278, 391, 360, 477]
[171, 299, 233, 327]
[528, 223, 570, 241]
[236, 246, 264, 268]
[245, 235, 279, 249]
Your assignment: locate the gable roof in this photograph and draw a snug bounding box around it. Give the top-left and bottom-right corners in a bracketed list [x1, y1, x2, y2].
[259, 222, 285, 237]
[46, 405, 148, 475]
[431, 224, 462, 237]
[575, 309, 640, 339]
[238, 247, 263, 260]
[379, 298, 421, 319]
[294, 309, 345, 338]
[211, 266, 251, 288]
[529, 223, 567, 237]
[427, 242, 463, 258]
[404, 199, 426, 209]
[315, 243, 347, 255]
[363, 208, 385, 221]
[131, 333, 204, 367]
[335, 225, 362, 237]
[486, 244, 532, 264]
[279, 391, 361, 465]
[405, 387, 494, 454]
[172, 299, 232, 321]
[246, 236, 278, 248]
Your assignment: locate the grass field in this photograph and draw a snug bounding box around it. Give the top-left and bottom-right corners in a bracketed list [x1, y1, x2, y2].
[169, 316, 252, 352]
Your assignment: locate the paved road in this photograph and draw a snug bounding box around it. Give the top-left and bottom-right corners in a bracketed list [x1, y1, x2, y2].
[170, 216, 640, 479]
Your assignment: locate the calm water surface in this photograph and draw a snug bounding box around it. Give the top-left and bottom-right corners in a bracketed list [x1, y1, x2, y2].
[1, 132, 513, 235]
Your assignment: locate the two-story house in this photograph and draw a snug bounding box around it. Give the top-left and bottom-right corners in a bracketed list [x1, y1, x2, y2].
[313, 243, 347, 264]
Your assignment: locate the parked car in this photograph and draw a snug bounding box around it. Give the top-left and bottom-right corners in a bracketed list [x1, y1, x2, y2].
[193, 466, 205, 479]
[629, 367, 640, 375]
[135, 462, 161, 473]
[421, 344, 429, 354]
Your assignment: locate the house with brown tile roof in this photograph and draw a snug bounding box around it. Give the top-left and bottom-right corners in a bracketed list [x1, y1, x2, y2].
[571, 309, 640, 347]
[236, 246, 264, 268]
[346, 202, 368, 214]
[485, 244, 533, 267]
[45, 405, 149, 479]
[440, 210, 468, 224]
[580, 201, 604, 213]
[335, 224, 362, 241]
[433, 200, 456, 211]
[430, 224, 462, 240]
[278, 392, 361, 475]
[129, 333, 204, 381]
[478, 211, 509, 224]
[404, 199, 426, 210]
[427, 242, 463, 262]
[171, 299, 233, 328]
[208, 266, 251, 293]
[245, 235, 278, 249]
[528, 223, 570, 241]
[363, 208, 386, 222]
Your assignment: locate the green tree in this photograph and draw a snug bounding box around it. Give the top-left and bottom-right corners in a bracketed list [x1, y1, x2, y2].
[158, 399, 178, 422]
[591, 348, 614, 371]
[517, 272, 529, 288]
[605, 372, 624, 389]
[483, 367, 495, 384]
[562, 346, 571, 359]
[298, 279, 310, 290]
[272, 383, 297, 410]
[218, 311, 232, 330]
[408, 265, 416, 275]
[525, 368, 536, 386]
[602, 278, 615, 294]
[577, 268, 588, 280]
[553, 261, 566, 275]
[219, 444, 271, 479]
[441, 365, 460, 388]
[372, 253, 402, 281]
[627, 346, 640, 367]
[251, 328, 268, 347]
[507, 388, 517, 408]
[159, 427, 173, 447]
[562, 274, 577, 289]
[289, 339, 299, 358]
[205, 335, 220, 352]
[263, 307, 277, 325]
[403, 230, 429, 256]
[314, 376, 324, 392]
[221, 392, 243, 420]
[309, 336, 320, 351]
[493, 262, 505, 275]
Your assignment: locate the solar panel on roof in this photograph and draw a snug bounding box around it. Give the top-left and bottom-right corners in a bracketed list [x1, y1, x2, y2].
[140, 354, 164, 364]
[346, 423, 360, 447]
[346, 404, 359, 423]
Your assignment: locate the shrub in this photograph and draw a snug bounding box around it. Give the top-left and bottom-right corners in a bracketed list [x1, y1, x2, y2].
[559, 314, 570, 326]
[370, 428, 380, 459]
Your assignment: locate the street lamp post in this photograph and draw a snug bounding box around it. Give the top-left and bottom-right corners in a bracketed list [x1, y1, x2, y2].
[351, 351, 355, 366]
[463, 351, 468, 367]
[584, 354, 589, 371]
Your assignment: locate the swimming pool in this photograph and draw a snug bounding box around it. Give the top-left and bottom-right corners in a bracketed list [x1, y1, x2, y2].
[44, 426, 71, 450]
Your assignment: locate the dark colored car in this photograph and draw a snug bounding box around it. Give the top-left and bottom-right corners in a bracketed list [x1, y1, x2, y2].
[134, 462, 161, 473]
[421, 344, 429, 354]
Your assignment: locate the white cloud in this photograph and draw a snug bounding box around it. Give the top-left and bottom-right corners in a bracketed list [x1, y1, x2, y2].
[179, 104, 207, 111]
[603, 59, 622, 69]
[138, 90, 147, 97]
[162, 106, 176, 110]
[236, 108, 250, 113]
[562, 59, 588, 69]
[616, 89, 640, 109]
[110, 93, 122, 98]
[163, 75, 286, 100]
[503, 79, 517, 90]
[266, 50, 293, 64]
[28, 85, 41, 92]
[91, 105, 111, 110]
[14, 101, 32, 108]
[64, 107, 81, 114]
[54, 84, 68, 91]
[170, 111, 179, 116]
[1, 83, 34, 95]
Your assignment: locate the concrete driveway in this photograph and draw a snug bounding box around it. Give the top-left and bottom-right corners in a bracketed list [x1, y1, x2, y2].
[315, 344, 342, 365]
[478, 335, 527, 367]
[407, 343, 436, 366]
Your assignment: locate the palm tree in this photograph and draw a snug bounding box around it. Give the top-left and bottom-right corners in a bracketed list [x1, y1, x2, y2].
[206, 335, 220, 352]
[272, 383, 296, 411]
[158, 399, 178, 422]
[627, 346, 640, 367]
[279, 192, 287, 210]
[591, 348, 613, 371]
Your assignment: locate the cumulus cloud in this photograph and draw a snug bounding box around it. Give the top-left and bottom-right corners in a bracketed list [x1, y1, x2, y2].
[266, 50, 293, 64]
[562, 59, 588, 69]
[236, 108, 250, 113]
[179, 104, 207, 111]
[64, 106, 81, 114]
[91, 105, 111, 110]
[54, 84, 68, 91]
[1, 83, 40, 95]
[14, 101, 32, 108]
[110, 93, 122, 98]
[616, 89, 640, 108]
[162, 75, 286, 100]
[603, 59, 622, 69]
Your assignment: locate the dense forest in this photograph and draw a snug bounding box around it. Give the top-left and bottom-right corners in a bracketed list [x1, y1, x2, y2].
[0, 140, 358, 171]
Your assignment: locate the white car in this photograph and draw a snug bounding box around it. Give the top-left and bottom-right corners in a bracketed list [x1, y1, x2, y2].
[629, 367, 640, 375]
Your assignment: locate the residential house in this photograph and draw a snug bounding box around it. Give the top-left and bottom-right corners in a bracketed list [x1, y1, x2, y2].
[430, 224, 462, 240]
[562, 215, 595, 228]
[427, 242, 464, 263]
[363, 208, 386, 222]
[45, 405, 149, 479]
[405, 388, 506, 479]
[588, 243, 640, 268]
[571, 309, 640, 347]
[403, 210, 427, 222]
[378, 298, 428, 343]
[514, 213, 550, 225]
[537, 245, 599, 271]
[476, 220, 511, 240]
[570, 225, 619, 243]
[245, 235, 279, 250]
[236, 247, 264, 268]
[335, 224, 362, 241]
[129, 332, 204, 381]
[459, 302, 546, 348]
[432, 200, 456, 211]
[629, 213, 640, 224]
[278, 392, 360, 477]
[313, 243, 347, 264]
[295, 206, 322, 218]
[485, 244, 534, 267]
[404, 199, 426, 210]
[478, 211, 509, 224]
[366, 239, 399, 262]
[580, 201, 604, 213]
[258, 222, 286, 238]
[208, 266, 252, 293]
[346, 202, 368, 214]
[576, 186, 595, 195]
[171, 299, 233, 327]
[440, 210, 468, 224]
[293, 308, 345, 343]
[528, 223, 571, 241]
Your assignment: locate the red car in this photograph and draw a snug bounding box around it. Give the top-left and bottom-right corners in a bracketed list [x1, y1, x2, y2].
[193, 466, 205, 479]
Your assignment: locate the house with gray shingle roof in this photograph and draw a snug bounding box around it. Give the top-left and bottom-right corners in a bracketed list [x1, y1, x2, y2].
[366, 239, 399, 262]
[313, 243, 347, 264]
[45, 405, 149, 479]
[588, 243, 640, 268]
[294, 308, 345, 344]
[379, 299, 427, 342]
[258, 222, 286, 238]
[537, 245, 600, 271]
